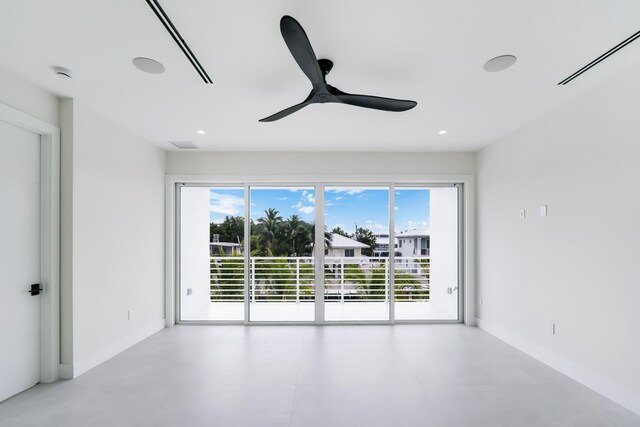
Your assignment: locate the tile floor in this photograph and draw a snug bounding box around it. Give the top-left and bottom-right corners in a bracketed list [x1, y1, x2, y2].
[0, 325, 638, 426]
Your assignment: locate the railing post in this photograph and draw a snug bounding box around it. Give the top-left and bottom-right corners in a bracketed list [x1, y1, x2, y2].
[296, 258, 300, 303]
[385, 258, 389, 303]
[251, 258, 255, 303]
[340, 258, 344, 302]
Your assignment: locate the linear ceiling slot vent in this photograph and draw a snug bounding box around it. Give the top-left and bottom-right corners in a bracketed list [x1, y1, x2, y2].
[146, 0, 213, 84]
[170, 141, 198, 149]
[558, 30, 640, 85]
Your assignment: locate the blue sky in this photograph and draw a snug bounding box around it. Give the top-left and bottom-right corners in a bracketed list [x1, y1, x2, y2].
[209, 187, 429, 234]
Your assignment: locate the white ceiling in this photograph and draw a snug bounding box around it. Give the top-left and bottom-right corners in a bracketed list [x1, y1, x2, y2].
[1, 0, 639, 152]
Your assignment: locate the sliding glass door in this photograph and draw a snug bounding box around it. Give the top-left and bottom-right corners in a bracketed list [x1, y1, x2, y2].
[324, 187, 390, 321]
[394, 186, 459, 320]
[248, 187, 315, 322]
[180, 186, 245, 321]
[177, 183, 461, 323]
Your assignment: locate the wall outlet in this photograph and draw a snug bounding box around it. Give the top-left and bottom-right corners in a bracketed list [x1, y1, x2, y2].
[519, 209, 526, 219]
[187, 288, 193, 296]
[549, 323, 556, 335]
[128, 310, 133, 321]
[540, 205, 548, 216]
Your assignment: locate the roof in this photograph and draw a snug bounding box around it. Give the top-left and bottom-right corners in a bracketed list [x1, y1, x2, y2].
[330, 233, 370, 249]
[396, 227, 430, 238]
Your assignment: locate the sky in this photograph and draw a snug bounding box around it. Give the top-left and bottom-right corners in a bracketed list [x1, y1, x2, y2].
[209, 187, 429, 234]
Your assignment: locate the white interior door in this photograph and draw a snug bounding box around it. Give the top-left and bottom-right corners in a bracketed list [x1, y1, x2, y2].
[0, 119, 41, 402]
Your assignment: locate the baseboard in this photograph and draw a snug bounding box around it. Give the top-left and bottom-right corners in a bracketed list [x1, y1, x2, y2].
[476, 318, 640, 416]
[71, 319, 165, 378]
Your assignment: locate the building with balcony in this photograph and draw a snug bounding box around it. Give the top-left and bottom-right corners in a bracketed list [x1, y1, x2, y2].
[396, 228, 430, 257]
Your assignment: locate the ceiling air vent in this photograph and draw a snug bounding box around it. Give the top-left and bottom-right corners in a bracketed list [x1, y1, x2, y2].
[145, 0, 213, 84]
[558, 30, 640, 85]
[170, 141, 198, 149]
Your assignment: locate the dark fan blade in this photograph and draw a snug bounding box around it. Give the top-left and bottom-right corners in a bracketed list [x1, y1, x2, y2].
[334, 93, 417, 112]
[329, 86, 417, 112]
[280, 16, 324, 86]
[259, 100, 313, 122]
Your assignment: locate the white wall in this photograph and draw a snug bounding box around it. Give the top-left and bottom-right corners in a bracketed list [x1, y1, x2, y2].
[167, 151, 476, 176]
[63, 100, 166, 376]
[0, 66, 59, 127]
[477, 59, 640, 414]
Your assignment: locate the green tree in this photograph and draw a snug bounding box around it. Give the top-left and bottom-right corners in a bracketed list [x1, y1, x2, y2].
[255, 208, 284, 255]
[311, 223, 333, 253]
[331, 226, 350, 237]
[210, 215, 244, 244]
[355, 227, 377, 257]
[284, 214, 312, 256]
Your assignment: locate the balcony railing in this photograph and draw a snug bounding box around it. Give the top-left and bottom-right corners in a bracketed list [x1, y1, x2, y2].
[209, 256, 430, 302]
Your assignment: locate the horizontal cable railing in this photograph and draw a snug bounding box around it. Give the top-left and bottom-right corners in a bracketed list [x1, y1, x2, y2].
[209, 256, 429, 302]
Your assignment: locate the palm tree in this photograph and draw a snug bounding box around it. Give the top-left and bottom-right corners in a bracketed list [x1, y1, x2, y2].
[256, 208, 283, 254]
[310, 222, 332, 255]
[285, 214, 310, 256]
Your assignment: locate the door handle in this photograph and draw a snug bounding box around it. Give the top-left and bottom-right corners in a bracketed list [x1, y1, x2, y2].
[29, 284, 42, 296]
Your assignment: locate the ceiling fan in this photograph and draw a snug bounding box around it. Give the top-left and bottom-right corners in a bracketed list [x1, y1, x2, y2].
[259, 15, 417, 122]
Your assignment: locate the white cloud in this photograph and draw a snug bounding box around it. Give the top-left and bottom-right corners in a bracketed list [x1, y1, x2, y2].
[210, 192, 244, 216]
[307, 193, 315, 203]
[275, 197, 288, 201]
[293, 201, 314, 215]
[363, 220, 387, 231]
[328, 188, 365, 196]
[394, 206, 399, 210]
[299, 206, 314, 214]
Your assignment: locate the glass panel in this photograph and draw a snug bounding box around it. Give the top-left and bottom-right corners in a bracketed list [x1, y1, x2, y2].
[249, 187, 315, 322]
[324, 187, 390, 321]
[180, 186, 245, 321]
[394, 187, 458, 320]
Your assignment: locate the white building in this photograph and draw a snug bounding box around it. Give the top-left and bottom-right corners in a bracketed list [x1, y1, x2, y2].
[209, 234, 241, 256]
[372, 232, 399, 257]
[326, 233, 369, 258]
[396, 228, 430, 257]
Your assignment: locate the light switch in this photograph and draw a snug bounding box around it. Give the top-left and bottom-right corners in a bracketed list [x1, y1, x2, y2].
[540, 205, 548, 216]
[519, 209, 526, 219]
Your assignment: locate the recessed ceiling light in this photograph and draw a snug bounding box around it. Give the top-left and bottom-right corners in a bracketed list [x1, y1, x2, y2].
[197, 130, 206, 134]
[132, 57, 165, 74]
[483, 55, 517, 72]
[438, 130, 447, 135]
[53, 66, 72, 79]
